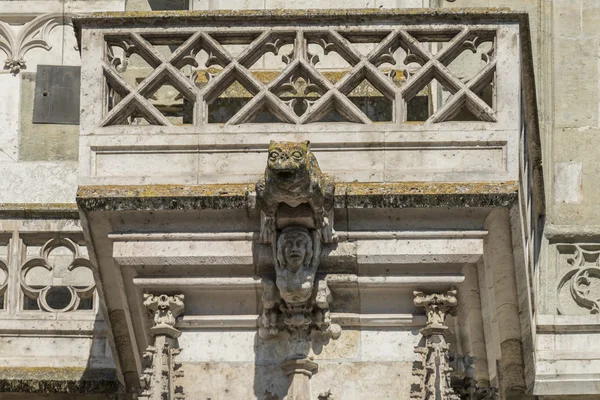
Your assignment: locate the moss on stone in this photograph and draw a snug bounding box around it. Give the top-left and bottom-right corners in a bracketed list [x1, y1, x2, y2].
[0, 203, 79, 219]
[77, 181, 518, 212]
[0, 367, 119, 393]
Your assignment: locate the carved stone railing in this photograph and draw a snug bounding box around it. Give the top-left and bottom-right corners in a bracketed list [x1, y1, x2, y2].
[78, 14, 517, 129]
[74, 11, 525, 187]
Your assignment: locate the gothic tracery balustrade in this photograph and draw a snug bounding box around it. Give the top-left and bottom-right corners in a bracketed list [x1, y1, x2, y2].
[93, 21, 510, 128]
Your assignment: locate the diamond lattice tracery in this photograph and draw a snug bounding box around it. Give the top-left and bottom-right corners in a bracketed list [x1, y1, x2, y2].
[102, 26, 497, 126]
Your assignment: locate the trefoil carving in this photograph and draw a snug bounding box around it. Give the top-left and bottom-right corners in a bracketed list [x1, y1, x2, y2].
[99, 26, 497, 126]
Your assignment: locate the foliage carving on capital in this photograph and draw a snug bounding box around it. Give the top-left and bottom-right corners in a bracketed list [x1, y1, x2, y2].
[414, 290, 458, 335]
[143, 293, 185, 338]
[140, 295, 185, 400]
[412, 290, 460, 400]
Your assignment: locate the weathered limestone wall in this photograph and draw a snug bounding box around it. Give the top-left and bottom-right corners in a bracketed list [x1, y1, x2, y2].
[177, 328, 418, 399]
[0, 1, 122, 204]
[1, 0, 599, 398]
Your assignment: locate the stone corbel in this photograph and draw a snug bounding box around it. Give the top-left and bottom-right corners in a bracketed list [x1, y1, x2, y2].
[255, 141, 341, 400]
[139, 294, 185, 400]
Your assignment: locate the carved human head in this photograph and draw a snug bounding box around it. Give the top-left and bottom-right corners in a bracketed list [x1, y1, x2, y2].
[266, 140, 310, 183]
[276, 226, 313, 273]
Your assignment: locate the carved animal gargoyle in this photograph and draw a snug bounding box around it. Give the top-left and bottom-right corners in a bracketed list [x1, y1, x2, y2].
[255, 140, 336, 244]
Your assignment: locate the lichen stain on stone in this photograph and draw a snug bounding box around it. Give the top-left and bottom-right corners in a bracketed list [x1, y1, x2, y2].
[0, 367, 119, 393]
[83, 7, 515, 21]
[0, 203, 79, 219]
[344, 181, 518, 196]
[78, 183, 253, 199]
[77, 181, 518, 212]
[73, 8, 524, 38]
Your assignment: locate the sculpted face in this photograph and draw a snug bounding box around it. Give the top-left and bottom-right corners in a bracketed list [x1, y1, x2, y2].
[283, 233, 308, 271]
[277, 227, 313, 273]
[267, 141, 309, 183]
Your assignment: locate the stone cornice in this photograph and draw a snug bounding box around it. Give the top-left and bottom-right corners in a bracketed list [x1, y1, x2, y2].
[0, 367, 119, 394]
[0, 203, 79, 219]
[73, 8, 524, 31]
[77, 181, 518, 212]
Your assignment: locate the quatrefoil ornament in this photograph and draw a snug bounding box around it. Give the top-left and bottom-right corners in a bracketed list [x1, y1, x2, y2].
[20, 238, 95, 312]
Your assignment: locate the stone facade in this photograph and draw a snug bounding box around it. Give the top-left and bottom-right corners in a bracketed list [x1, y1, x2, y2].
[0, 1, 598, 400]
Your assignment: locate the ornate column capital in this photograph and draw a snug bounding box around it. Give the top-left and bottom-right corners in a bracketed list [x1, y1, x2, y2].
[412, 290, 460, 400]
[143, 293, 185, 338]
[414, 289, 458, 336]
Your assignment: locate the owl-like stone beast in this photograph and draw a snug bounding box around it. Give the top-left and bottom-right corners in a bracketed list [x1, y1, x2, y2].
[256, 140, 335, 243]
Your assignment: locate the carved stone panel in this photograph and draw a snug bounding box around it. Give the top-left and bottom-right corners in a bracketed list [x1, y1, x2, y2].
[556, 244, 600, 315]
[19, 236, 95, 312]
[98, 24, 498, 126]
[0, 14, 70, 74]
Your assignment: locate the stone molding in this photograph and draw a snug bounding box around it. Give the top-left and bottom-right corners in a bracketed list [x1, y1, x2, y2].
[76, 181, 519, 212]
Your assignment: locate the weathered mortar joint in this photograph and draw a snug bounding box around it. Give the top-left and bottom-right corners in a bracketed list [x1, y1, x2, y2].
[139, 294, 185, 400]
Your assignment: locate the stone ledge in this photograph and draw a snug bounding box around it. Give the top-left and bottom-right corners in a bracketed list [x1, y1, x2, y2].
[545, 224, 600, 242]
[77, 181, 518, 212]
[0, 368, 119, 394]
[74, 7, 520, 25]
[73, 8, 521, 26]
[0, 203, 79, 219]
